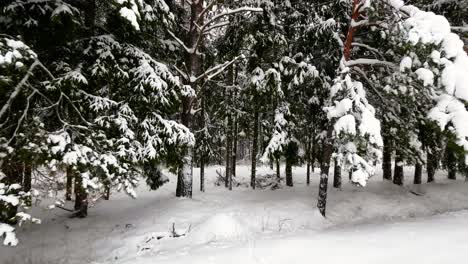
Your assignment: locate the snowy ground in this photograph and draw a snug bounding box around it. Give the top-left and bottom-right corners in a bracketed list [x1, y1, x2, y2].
[1, 165, 468, 264]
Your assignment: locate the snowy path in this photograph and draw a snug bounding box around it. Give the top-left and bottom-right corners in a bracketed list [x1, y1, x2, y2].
[132, 210, 468, 264]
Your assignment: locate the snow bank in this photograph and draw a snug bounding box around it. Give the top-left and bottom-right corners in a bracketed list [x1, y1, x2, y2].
[188, 213, 252, 244]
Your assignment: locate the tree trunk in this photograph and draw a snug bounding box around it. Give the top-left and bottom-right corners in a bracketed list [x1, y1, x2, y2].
[225, 113, 232, 189]
[276, 158, 280, 181]
[176, 0, 203, 198]
[104, 180, 110, 200]
[318, 127, 333, 217]
[176, 148, 193, 197]
[393, 153, 404, 185]
[414, 162, 422, 184]
[306, 135, 311, 185]
[200, 156, 205, 192]
[74, 172, 88, 218]
[446, 147, 457, 180]
[23, 163, 32, 193]
[251, 110, 259, 189]
[285, 158, 293, 187]
[66, 166, 73, 201]
[427, 151, 436, 183]
[232, 116, 238, 178]
[333, 157, 341, 189]
[382, 134, 392, 181]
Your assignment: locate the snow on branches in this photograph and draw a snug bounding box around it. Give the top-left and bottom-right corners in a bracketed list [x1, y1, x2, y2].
[389, 0, 468, 163]
[325, 70, 383, 186]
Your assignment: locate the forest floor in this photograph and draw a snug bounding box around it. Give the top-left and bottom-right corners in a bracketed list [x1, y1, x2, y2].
[1, 165, 468, 264]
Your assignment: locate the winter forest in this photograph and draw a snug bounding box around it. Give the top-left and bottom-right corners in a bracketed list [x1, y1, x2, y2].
[0, 0, 468, 263]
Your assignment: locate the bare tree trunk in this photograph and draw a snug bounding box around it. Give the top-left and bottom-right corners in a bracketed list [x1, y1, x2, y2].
[225, 113, 232, 189]
[23, 163, 32, 193]
[65, 166, 73, 201]
[74, 172, 88, 218]
[414, 162, 422, 184]
[251, 110, 259, 189]
[276, 158, 280, 180]
[104, 180, 110, 200]
[285, 158, 293, 187]
[382, 134, 392, 181]
[318, 127, 333, 217]
[446, 147, 457, 180]
[306, 135, 311, 185]
[427, 151, 436, 183]
[177, 0, 203, 197]
[200, 88, 206, 192]
[333, 157, 341, 188]
[393, 152, 404, 186]
[200, 156, 205, 192]
[232, 115, 238, 178]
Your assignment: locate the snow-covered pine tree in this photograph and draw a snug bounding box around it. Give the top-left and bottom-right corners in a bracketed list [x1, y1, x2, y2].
[0, 0, 194, 244]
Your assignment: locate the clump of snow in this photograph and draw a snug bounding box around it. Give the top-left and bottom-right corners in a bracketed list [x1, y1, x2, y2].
[0, 223, 18, 246]
[120, 7, 140, 31]
[188, 213, 252, 244]
[415, 68, 434, 86]
[399, 56, 412, 72]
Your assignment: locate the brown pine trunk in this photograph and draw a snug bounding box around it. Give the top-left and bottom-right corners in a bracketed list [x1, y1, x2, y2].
[306, 135, 311, 185]
[333, 157, 342, 188]
[382, 134, 392, 181]
[317, 126, 333, 217]
[414, 163, 422, 184]
[393, 153, 404, 186]
[251, 110, 259, 189]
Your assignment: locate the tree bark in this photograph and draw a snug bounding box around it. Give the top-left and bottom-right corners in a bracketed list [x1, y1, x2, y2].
[333, 157, 342, 189]
[200, 155, 205, 192]
[251, 110, 259, 189]
[225, 113, 232, 189]
[177, 0, 203, 197]
[74, 172, 88, 218]
[66, 166, 73, 201]
[285, 158, 293, 187]
[318, 127, 333, 217]
[306, 135, 311, 185]
[276, 158, 280, 181]
[23, 163, 32, 193]
[382, 134, 393, 181]
[393, 153, 404, 186]
[414, 162, 422, 184]
[427, 151, 436, 183]
[446, 147, 457, 180]
[232, 115, 238, 178]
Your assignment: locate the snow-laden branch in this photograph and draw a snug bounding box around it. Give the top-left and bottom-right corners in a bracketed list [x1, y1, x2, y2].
[167, 30, 194, 54]
[201, 7, 263, 31]
[194, 55, 244, 82]
[352, 43, 381, 54]
[192, 6, 263, 52]
[452, 26, 468, 33]
[0, 60, 39, 121]
[345, 59, 397, 69]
